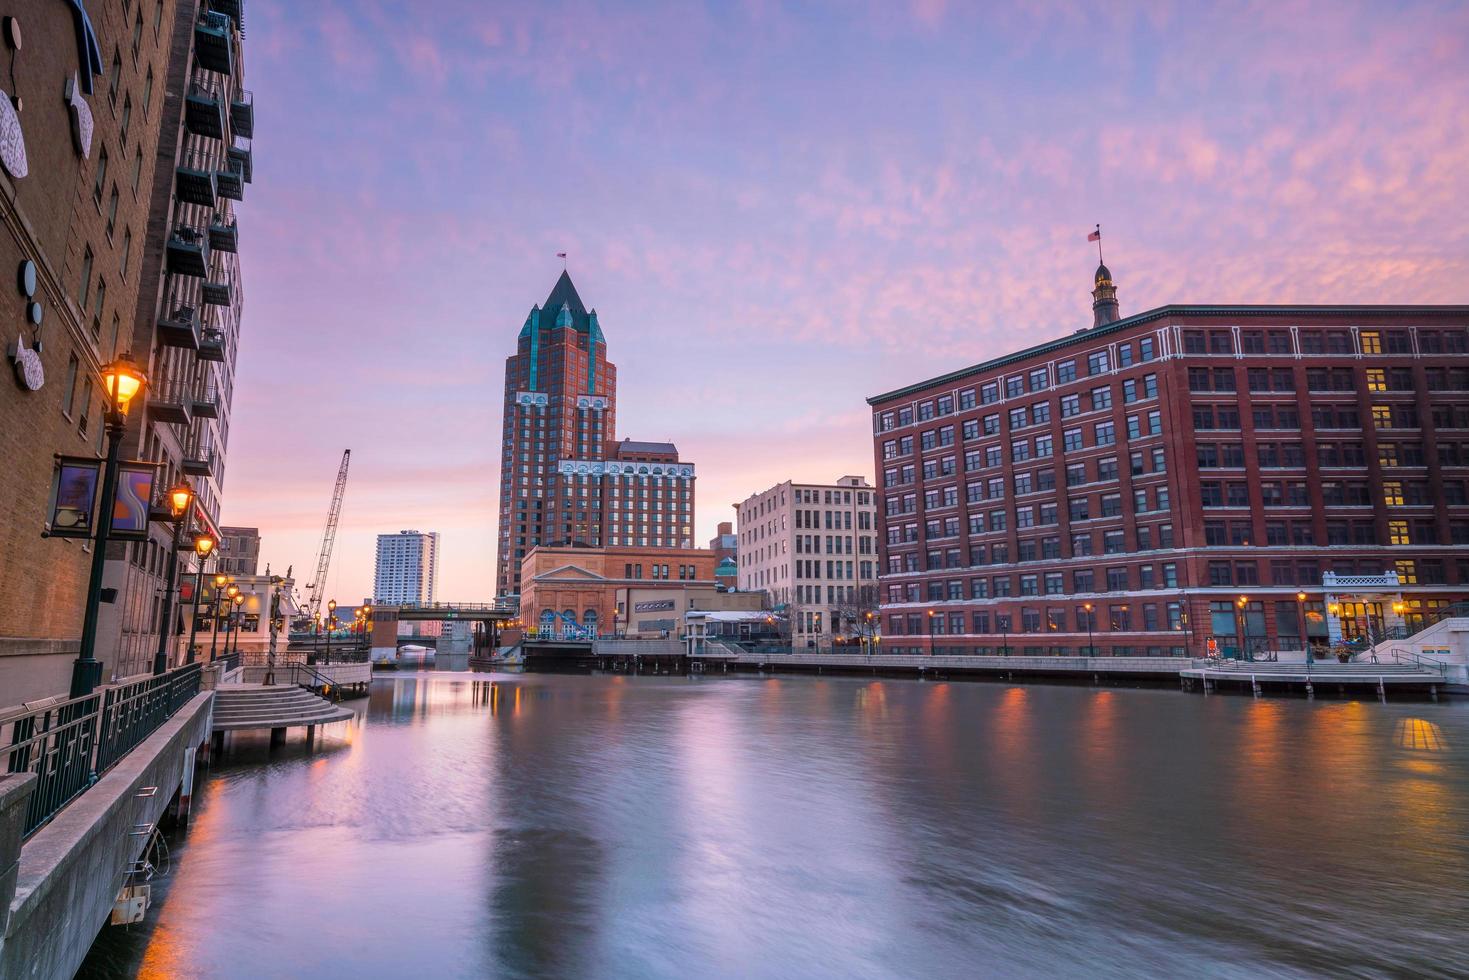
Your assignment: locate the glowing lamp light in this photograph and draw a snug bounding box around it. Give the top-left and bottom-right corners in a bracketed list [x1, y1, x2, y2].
[1296, 592, 1307, 603]
[213, 573, 227, 588]
[232, 593, 244, 607]
[167, 480, 194, 517]
[100, 355, 146, 417]
[226, 584, 240, 599]
[1236, 595, 1248, 609]
[194, 534, 215, 556]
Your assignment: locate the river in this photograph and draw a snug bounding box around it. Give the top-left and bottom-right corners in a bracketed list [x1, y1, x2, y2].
[79, 672, 1469, 979]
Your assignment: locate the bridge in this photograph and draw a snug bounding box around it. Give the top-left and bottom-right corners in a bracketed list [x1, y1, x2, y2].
[368, 601, 520, 663]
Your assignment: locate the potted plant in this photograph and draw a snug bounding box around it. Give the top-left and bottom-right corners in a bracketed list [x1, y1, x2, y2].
[1334, 644, 1354, 664]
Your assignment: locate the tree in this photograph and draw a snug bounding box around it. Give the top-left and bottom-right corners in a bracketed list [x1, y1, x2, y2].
[832, 584, 881, 648]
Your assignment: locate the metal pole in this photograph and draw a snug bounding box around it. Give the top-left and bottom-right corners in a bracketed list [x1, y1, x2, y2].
[266, 580, 278, 685]
[209, 597, 222, 662]
[1087, 617, 1094, 659]
[71, 413, 124, 698]
[186, 557, 207, 663]
[153, 515, 184, 675]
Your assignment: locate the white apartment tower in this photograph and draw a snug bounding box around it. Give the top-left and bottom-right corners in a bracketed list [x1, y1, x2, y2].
[374, 530, 441, 605]
[735, 476, 878, 649]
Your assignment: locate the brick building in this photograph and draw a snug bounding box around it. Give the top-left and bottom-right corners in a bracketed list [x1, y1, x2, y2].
[735, 476, 878, 649]
[867, 262, 1469, 657]
[495, 272, 696, 596]
[0, 1, 181, 703]
[98, 0, 254, 679]
[217, 525, 259, 576]
[518, 544, 718, 638]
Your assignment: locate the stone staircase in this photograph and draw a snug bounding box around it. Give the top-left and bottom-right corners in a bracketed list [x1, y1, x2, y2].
[211, 684, 356, 733]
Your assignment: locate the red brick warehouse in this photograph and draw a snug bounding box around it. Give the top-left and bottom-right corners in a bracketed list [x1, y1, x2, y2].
[867, 261, 1469, 657]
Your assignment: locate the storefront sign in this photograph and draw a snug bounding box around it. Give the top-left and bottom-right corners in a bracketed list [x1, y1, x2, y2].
[46, 459, 100, 537]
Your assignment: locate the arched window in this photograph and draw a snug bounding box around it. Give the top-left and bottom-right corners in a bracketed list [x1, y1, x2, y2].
[539, 609, 554, 629]
[562, 609, 577, 625]
[583, 609, 599, 634]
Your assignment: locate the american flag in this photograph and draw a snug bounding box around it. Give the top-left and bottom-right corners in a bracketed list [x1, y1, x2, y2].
[556, 252, 567, 259]
[1087, 228, 1101, 242]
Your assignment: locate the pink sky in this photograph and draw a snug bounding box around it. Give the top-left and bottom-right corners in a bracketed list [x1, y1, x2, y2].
[221, 0, 1469, 603]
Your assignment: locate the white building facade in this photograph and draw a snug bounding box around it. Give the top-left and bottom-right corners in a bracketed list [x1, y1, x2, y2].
[735, 476, 878, 649]
[374, 530, 441, 605]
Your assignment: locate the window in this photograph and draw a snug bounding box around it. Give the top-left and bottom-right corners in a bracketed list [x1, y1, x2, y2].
[93, 148, 109, 204]
[108, 49, 122, 106]
[1388, 520, 1410, 545]
[1360, 331, 1382, 355]
[120, 229, 132, 277]
[78, 247, 94, 308]
[1057, 360, 1077, 383]
[107, 186, 119, 237]
[1087, 350, 1110, 375]
[61, 355, 79, 417]
[1090, 386, 1112, 411]
[120, 96, 132, 145]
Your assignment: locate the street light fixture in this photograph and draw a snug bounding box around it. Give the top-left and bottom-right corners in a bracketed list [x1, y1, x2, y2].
[1297, 591, 1312, 664]
[153, 479, 195, 675]
[185, 532, 216, 663]
[927, 609, 936, 655]
[1236, 594, 1250, 661]
[71, 354, 148, 697]
[210, 574, 228, 661]
[230, 592, 245, 658]
[1083, 601, 1095, 658]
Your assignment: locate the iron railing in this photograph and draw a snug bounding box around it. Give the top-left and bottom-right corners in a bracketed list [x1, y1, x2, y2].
[3, 662, 202, 839]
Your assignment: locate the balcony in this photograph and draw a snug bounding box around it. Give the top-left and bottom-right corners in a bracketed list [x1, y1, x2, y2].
[227, 137, 252, 184]
[176, 147, 217, 207]
[198, 328, 226, 362]
[165, 224, 210, 277]
[157, 304, 201, 350]
[182, 441, 216, 477]
[147, 382, 192, 425]
[209, 214, 237, 252]
[215, 161, 243, 201]
[211, 0, 243, 28]
[230, 90, 253, 138]
[184, 82, 225, 139]
[194, 10, 233, 76]
[202, 272, 233, 306]
[192, 386, 219, 419]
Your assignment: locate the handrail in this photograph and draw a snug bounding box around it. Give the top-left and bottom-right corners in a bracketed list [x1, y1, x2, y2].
[3, 662, 202, 839]
[274, 660, 345, 701]
[1385, 646, 1451, 678]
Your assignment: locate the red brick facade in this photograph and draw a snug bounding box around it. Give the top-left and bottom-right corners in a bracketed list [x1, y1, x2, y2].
[869, 303, 1469, 657]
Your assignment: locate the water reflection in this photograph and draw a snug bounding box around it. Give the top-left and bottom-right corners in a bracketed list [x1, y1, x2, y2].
[79, 674, 1469, 979]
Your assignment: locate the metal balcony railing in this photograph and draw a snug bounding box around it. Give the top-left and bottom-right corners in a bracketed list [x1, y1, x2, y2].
[2, 662, 202, 839]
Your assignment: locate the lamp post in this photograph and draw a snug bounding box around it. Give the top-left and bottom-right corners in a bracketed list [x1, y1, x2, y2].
[1296, 591, 1311, 664]
[209, 574, 228, 662]
[999, 613, 1010, 657]
[927, 609, 936, 656]
[326, 599, 337, 664]
[185, 532, 216, 663]
[1083, 601, 1095, 658]
[71, 355, 147, 697]
[266, 574, 283, 684]
[152, 479, 195, 675]
[1235, 594, 1250, 661]
[230, 592, 244, 658]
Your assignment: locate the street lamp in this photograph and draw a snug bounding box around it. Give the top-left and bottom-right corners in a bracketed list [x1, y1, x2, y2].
[999, 613, 1010, 657]
[185, 532, 216, 663]
[927, 609, 936, 655]
[1236, 594, 1250, 661]
[230, 592, 245, 658]
[71, 354, 147, 697]
[1296, 591, 1312, 663]
[1082, 602, 1095, 658]
[152, 479, 195, 675]
[326, 599, 337, 664]
[209, 573, 228, 662]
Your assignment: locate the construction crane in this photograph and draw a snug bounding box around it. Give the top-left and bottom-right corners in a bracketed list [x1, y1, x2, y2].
[305, 449, 350, 623]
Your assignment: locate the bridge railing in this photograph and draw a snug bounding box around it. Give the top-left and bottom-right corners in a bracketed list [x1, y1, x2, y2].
[2, 662, 202, 839]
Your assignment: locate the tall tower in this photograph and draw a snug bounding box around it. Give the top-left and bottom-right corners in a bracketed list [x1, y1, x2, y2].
[1092, 262, 1120, 328]
[495, 273, 618, 596]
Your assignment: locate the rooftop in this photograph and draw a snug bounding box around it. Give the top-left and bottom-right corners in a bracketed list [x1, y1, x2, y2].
[866, 303, 1469, 406]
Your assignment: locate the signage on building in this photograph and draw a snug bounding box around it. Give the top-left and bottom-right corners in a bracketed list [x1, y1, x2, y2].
[8, 335, 42, 390]
[45, 458, 100, 537]
[634, 599, 675, 613]
[65, 72, 92, 157]
[110, 464, 156, 539]
[0, 90, 26, 178]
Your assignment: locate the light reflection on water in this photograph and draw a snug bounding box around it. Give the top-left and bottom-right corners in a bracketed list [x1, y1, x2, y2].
[79, 673, 1469, 979]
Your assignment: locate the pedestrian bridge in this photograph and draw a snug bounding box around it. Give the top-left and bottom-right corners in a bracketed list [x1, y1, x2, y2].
[369, 601, 520, 663]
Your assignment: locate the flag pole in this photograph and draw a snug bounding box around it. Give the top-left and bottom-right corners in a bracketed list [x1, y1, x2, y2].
[1095, 224, 1103, 265]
